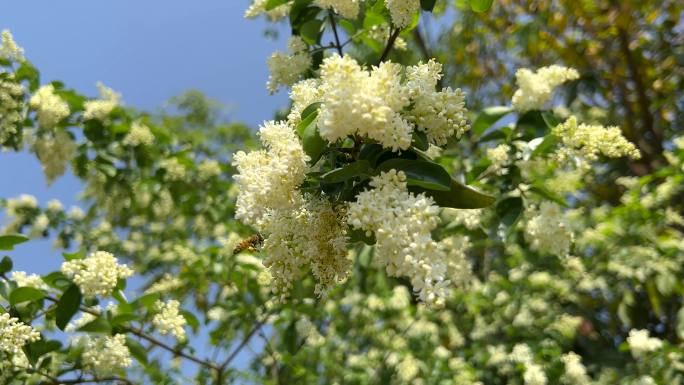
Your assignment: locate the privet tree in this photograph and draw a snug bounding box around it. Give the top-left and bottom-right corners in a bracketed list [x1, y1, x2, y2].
[1, 0, 681, 384]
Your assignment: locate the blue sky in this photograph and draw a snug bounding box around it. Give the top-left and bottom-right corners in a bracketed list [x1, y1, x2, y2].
[1, 0, 288, 377]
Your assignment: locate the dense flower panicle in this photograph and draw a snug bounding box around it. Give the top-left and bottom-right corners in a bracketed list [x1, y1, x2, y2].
[159, 157, 187, 181]
[232, 120, 309, 227]
[627, 329, 663, 358]
[244, 0, 291, 21]
[560, 352, 590, 384]
[10, 271, 48, 289]
[267, 36, 312, 94]
[145, 274, 184, 294]
[0, 75, 25, 144]
[0, 30, 24, 61]
[287, 78, 323, 126]
[82, 334, 131, 375]
[60, 251, 133, 297]
[525, 202, 573, 256]
[83, 82, 121, 121]
[410, 85, 469, 145]
[348, 170, 470, 306]
[262, 195, 350, 297]
[512, 65, 579, 112]
[197, 159, 222, 179]
[29, 85, 70, 128]
[152, 300, 187, 341]
[33, 130, 77, 184]
[122, 121, 154, 146]
[487, 144, 511, 175]
[385, 0, 420, 28]
[313, 0, 361, 19]
[552, 116, 641, 164]
[0, 313, 40, 355]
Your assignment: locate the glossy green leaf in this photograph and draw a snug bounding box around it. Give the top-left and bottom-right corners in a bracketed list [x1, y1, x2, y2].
[472, 106, 513, 136]
[420, 0, 438, 11]
[301, 120, 327, 164]
[377, 159, 451, 191]
[541, 111, 561, 129]
[412, 131, 429, 151]
[78, 316, 112, 333]
[321, 160, 372, 183]
[0, 256, 12, 274]
[469, 0, 494, 12]
[55, 284, 82, 331]
[126, 337, 149, 365]
[0, 234, 29, 251]
[300, 19, 324, 45]
[265, 0, 289, 10]
[9, 287, 46, 305]
[411, 179, 496, 209]
[496, 196, 523, 227]
[348, 228, 376, 245]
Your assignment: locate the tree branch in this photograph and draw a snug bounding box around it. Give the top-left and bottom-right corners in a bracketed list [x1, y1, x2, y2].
[328, 11, 344, 56]
[379, 28, 401, 63]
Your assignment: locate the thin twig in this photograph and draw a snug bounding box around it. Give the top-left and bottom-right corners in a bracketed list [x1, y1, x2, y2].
[220, 311, 273, 369]
[379, 28, 401, 63]
[328, 11, 344, 56]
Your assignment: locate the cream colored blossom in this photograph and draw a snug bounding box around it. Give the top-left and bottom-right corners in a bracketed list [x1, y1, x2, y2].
[60, 251, 133, 297]
[33, 130, 77, 184]
[82, 334, 131, 375]
[83, 82, 121, 121]
[267, 36, 311, 94]
[487, 144, 511, 175]
[159, 157, 186, 181]
[198, 159, 221, 179]
[0, 75, 24, 144]
[561, 352, 590, 384]
[0, 313, 40, 355]
[122, 121, 154, 146]
[386, 0, 420, 28]
[152, 300, 187, 341]
[29, 85, 70, 128]
[245, 0, 292, 21]
[627, 329, 662, 358]
[313, 0, 361, 19]
[287, 78, 323, 126]
[232, 120, 309, 227]
[525, 202, 573, 256]
[553, 116, 641, 165]
[512, 65, 579, 112]
[10, 271, 47, 290]
[0, 30, 24, 61]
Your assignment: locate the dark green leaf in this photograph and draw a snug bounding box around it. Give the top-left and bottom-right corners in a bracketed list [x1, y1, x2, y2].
[111, 313, 140, 326]
[300, 19, 324, 45]
[0, 234, 29, 251]
[348, 228, 376, 245]
[496, 196, 523, 227]
[0, 256, 12, 274]
[541, 111, 560, 129]
[301, 120, 327, 164]
[411, 179, 496, 209]
[55, 284, 82, 330]
[472, 106, 513, 136]
[377, 159, 451, 191]
[529, 185, 567, 207]
[420, 0, 438, 11]
[23, 339, 61, 365]
[321, 160, 372, 183]
[469, 0, 494, 12]
[126, 337, 149, 365]
[78, 316, 111, 333]
[412, 131, 429, 151]
[529, 135, 558, 159]
[10, 287, 46, 305]
[182, 310, 200, 332]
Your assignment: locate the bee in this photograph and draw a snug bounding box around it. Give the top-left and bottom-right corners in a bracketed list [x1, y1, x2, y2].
[233, 233, 264, 255]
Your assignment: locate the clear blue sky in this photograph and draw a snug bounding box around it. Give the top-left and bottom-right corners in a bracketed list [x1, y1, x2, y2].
[1, 0, 289, 272]
[1, 0, 287, 377]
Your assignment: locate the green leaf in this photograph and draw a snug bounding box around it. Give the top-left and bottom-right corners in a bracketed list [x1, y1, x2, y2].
[300, 19, 324, 45]
[15, 62, 40, 92]
[126, 337, 149, 365]
[0, 256, 12, 274]
[78, 316, 111, 333]
[296, 103, 321, 136]
[321, 160, 372, 183]
[265, 0, 289, 10]
[646, 281, 663, 318]
[0, 234, 29, 251]
[111, 313, 139, 326]
[23, 339, 61, 365]
[55, 284, 82, 330]
[377, 159, 451, 191]
[420, 0, 437, 11]
[529, 184, 567, 207]
[472, 106, 513, 136]
[182, 310, 200, 332]
[300, 119, 327, 164]
[62, 250, 85, 261]
[529, 135, 558, 158]
[411, 179, 496, 209]
[541, 111, 560, 129]
[412, 131, 429, 151]
[676, 307, 684, 340]
[496, 196, 523, 227]
[133, 292, 160, 310]
[9, 287, 46, 305]
[469, 0, 494, 12]
[348, 228, 376, 245]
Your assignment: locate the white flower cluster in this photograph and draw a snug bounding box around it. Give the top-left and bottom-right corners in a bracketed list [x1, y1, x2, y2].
[289, 56, 468, 150]
[509, 344, 547, 385]
[0, 313, 40, 355]
[122, 121, 154, 146]
[385, 0, 420, 28]
[83, 82, 121, 121]
[486, 143, 511, 175]
[159, 157, 186, 181]
[267, 36, 311, 94]
[512, 65, 579, 112]
[245, 0, 291, 21]
[0, 74, 24, 145]
[627, 329, 663, 358]
[560, 352, 590, 384]
[262, 195, 350, 296]
[82, 334, 132, 375]
[552, 116, 641, 165]
[33, 130, 77, 184]
[29, 85, 70, 129]
[197, 159, 221, 179]
[0, 30, 24, 62]
[348, 170, 470, 306]
[525, 202, 573, 256]
[10, 271, 48, 289]
[232, 120, 309, 227]
[60, 251, 133, 297]
[152, 300, 187, 341]
[313, 0, 361, 19]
